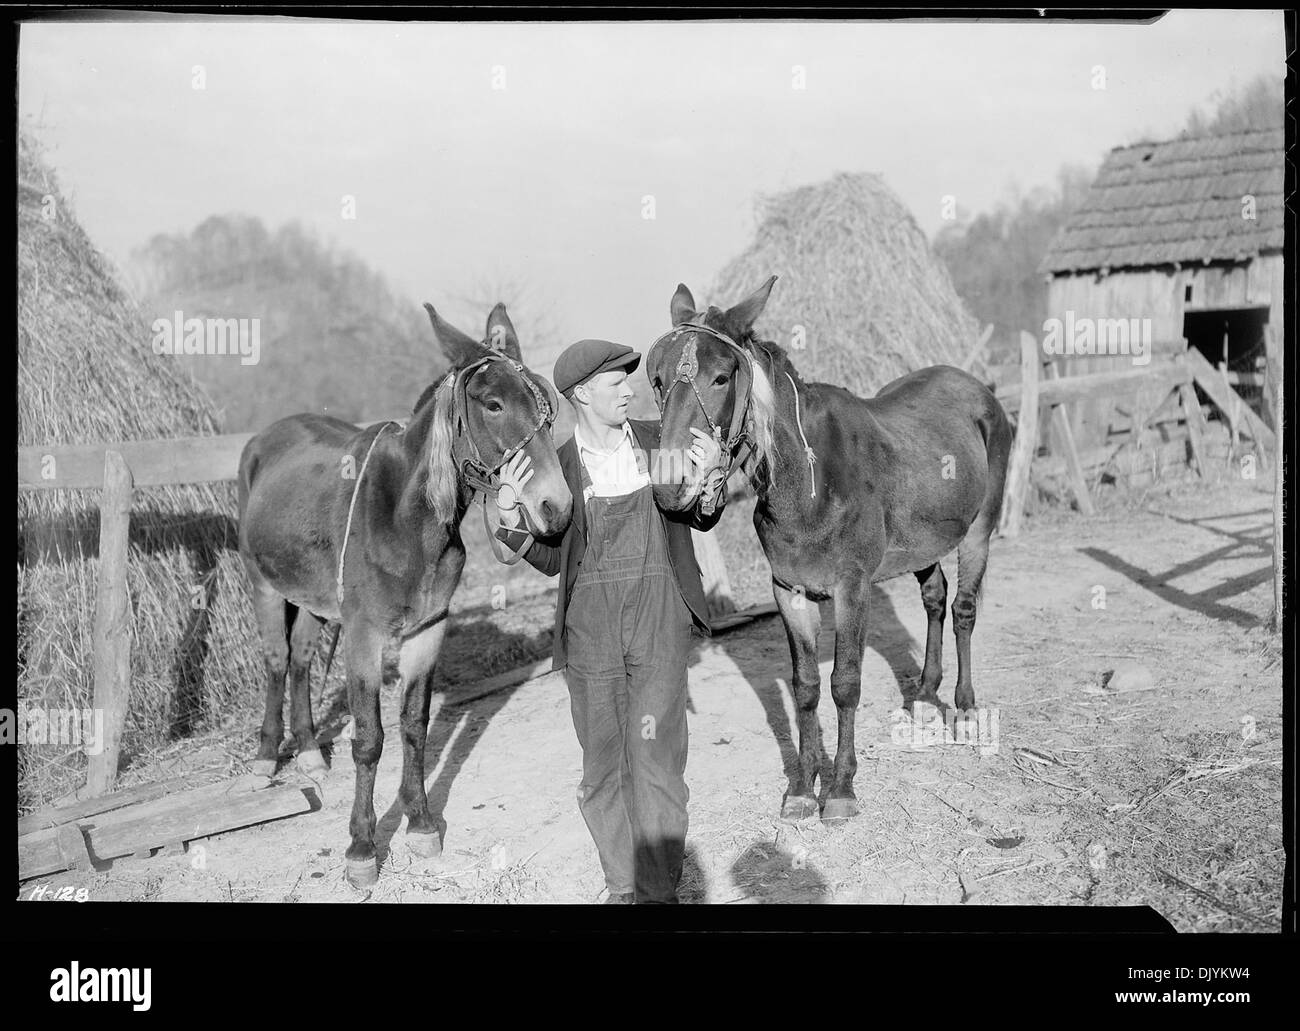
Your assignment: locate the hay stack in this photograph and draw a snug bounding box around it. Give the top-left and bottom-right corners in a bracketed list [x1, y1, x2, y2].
[18, 132, 262, 810]
[711, 172, 982, 395]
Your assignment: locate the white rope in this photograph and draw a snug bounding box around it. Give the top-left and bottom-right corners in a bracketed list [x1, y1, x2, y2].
[336, 422, 399, 607]
[784, 371, 817, 498]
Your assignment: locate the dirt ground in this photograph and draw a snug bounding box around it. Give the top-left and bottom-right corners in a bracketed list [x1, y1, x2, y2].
[21, 476, 1283, 927]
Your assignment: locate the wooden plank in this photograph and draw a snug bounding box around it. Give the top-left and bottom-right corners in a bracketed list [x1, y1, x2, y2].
[85, 451, 133, 798]
[709, 602, 779, 632]
[18, 824, 93, 880]
[996, 360, 1190, 414]
[17, 418, 407, 492]
[79, 784, 317, 869]
[1046, 364, 1094, 516]
[1180, 380, 1207, 478]
[18, 433, 253, 491]
[692, 528, 736, 618]
[1186, 346, 1275, 452]
[17, 775, 196, 836]
[998, 332, 1039, 538]
[961, 323, 995, 372]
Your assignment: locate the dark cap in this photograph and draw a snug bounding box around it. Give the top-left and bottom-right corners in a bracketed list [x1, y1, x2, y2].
[553, 339, 641, 396]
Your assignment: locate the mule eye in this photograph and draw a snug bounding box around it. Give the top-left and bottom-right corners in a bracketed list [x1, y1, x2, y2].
[486, 400, 503, 413]
[713, 374, 730, 386]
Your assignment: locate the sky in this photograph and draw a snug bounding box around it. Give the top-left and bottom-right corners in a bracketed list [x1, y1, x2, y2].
[18, 12, 1288, 375]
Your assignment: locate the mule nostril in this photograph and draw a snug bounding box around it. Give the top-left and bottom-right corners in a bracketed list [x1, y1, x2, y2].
[540, 499, 555, 524]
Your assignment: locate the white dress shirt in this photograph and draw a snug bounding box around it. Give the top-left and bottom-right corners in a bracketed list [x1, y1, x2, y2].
[573, 420, 651, 499]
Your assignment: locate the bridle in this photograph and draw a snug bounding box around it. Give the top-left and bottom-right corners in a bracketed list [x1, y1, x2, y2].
[450, 348, 560, 565]
[646, 320, 755, 514]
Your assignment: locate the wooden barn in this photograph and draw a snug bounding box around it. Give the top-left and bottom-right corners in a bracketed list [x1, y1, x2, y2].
[1040, 127, 1283, 448]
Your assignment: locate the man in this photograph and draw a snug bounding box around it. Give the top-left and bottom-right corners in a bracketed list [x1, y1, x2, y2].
[493, 338, 725, 904]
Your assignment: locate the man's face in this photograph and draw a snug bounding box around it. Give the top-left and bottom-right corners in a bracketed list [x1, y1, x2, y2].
[575, 368, 634, 426]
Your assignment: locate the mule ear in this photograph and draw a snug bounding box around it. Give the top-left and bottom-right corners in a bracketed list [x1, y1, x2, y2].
[724, 275, 778, 336]
[485, 302, 522, 362]
[424, 303, 484, 368]
[670, 283, 697, 327]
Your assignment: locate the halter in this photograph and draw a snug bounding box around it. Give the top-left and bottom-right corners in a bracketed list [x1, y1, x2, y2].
[646, 319, 819, 503]
[646, 320, 756, 514]
[451, 349, 559, 565]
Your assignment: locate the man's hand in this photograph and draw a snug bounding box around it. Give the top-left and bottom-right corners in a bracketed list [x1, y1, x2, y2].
[496, 452, 533, 524]
[687, 427, 723, 477]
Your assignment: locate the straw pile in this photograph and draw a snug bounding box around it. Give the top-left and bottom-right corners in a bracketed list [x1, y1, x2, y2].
[17, 132, 264, 811]
[711, 172, 983, 395]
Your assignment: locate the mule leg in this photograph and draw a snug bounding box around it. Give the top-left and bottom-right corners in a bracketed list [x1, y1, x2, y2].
[913, 562, 947, 707]
[288, 608, 326, 777]
[250, 580, 291, 777]
[773, 580, 822, 821]
[823, 577, 870, 823]
[397, 621, 448, 858]
[952, 528, 992, 711]
[344, 631, 385, 888]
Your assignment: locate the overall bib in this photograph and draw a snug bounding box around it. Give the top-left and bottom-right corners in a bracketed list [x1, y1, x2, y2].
[564, 467, 694, 903]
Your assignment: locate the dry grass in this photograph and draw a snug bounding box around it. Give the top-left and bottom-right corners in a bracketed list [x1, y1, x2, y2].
[712, 171, 983, 396]
[17, 131, 271, 810]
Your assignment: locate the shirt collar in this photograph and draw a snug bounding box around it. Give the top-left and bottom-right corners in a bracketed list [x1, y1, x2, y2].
[574, 419, 634, 459]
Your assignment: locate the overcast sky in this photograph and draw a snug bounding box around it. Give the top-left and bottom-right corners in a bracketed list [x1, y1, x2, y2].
[19, 12, 1287, 373]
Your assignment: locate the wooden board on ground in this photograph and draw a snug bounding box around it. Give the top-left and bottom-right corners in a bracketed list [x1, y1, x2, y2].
[18, 782, 319, 881]
[18, 775, 198, 836]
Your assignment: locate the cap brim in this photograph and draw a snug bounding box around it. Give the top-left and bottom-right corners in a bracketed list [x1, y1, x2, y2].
[602, 351, 641, 377]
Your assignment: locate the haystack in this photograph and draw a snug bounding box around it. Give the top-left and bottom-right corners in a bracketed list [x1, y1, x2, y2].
[17, 132, 263, 810]
[711, 172, 983, 395]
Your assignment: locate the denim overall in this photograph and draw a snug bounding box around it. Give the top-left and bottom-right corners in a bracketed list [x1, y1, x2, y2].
[564, 455, 694, 904]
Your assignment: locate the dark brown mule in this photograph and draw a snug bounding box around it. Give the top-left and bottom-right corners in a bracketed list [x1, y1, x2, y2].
[237, 303, 572, 886]
[648, 277, 1012, 823]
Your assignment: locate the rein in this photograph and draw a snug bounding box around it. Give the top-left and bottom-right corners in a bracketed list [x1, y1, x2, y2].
[647, 321, 818, 506]
[336, 420, 402, 607]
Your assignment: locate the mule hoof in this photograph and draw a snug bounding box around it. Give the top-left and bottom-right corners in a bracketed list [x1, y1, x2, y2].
[345, 857, 378, 888]
[296, 749, 328, 778]
[780, 795, 820, 822]
[822, 797, 860, 823]
[249, 759, 277, 778]
[407, 830, 442, 859]
[954, 689, 976, 712]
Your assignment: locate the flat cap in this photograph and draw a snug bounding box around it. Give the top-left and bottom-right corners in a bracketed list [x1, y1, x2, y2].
[553, 339, 641, 396]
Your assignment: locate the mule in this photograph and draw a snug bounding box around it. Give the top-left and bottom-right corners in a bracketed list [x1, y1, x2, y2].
[647, 276, 1012, 822]
[237, 302, 572, 885]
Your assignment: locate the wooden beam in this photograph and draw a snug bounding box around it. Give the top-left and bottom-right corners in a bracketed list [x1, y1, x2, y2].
[961, 323, 995, 372]
[692, 528, 737, 618]
[1185, 346, 1275, 453]
[998, 332, 1039, 538]
[85, 451, 133, 798]
[995, 360, 1190, 414]
[1046, 363, 1094, 516]
[17, 418, 406, 492]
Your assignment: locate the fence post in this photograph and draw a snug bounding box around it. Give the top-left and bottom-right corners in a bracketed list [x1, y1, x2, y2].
[998, 331, 1040, 537]
[1046, 360, 1094, 516]
[86, 450, 134, 798]
[692, 528, 736, 619]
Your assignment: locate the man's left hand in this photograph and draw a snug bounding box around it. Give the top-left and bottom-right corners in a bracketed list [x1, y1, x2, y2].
[687, 427, 723, 476]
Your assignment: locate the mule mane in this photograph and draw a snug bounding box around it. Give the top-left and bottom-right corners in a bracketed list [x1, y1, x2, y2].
[735, 330, 799, 490]
[418, 369, 461, 525]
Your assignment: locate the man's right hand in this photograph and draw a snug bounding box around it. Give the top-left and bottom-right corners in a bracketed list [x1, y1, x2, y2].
[496, 452, 534, 521]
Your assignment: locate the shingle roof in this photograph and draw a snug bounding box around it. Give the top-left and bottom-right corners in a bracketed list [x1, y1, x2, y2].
[1041, 128, 1283, 274]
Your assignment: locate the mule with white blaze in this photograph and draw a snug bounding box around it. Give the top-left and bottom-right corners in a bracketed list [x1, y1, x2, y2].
[649, 277, 1013, 822]
[237, 302, 572, 886]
